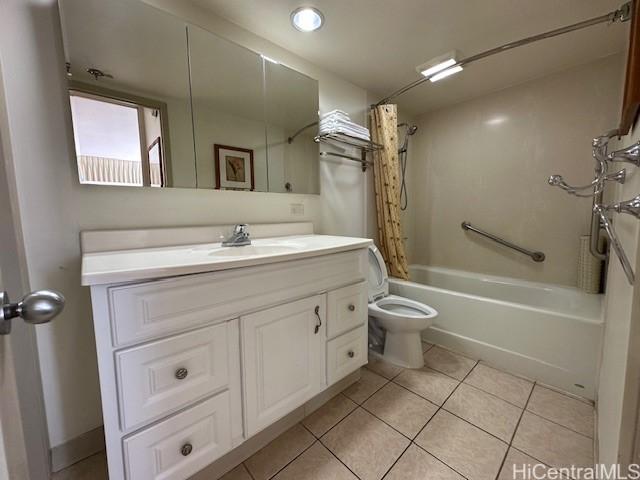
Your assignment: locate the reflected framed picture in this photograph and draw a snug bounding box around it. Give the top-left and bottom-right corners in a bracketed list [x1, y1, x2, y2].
[214, 144, 255, 191]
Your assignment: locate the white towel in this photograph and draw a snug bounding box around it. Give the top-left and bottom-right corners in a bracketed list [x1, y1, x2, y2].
[321, 109, 351, 121]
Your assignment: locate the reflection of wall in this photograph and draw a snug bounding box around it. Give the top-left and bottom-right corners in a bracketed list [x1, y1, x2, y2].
[405, 55, 624, 287]
[161, 96, 197, 188]
[194, 103, 270, 191]
[1, 0, 368, 462]
[283, 130, 320, 194]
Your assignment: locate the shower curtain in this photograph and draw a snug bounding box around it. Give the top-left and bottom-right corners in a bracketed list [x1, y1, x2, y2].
[370, 104, 409, 280]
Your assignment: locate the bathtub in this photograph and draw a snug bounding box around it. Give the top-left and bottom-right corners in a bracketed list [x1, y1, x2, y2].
[389, 265, 604, 399]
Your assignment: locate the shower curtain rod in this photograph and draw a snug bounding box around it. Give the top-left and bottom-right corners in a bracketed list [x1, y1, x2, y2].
[374, 2, 632, 107]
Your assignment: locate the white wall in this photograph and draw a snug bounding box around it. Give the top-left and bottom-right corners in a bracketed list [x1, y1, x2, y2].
[0, 0, 369, 453]
[597, 123, 640, 464]
[406, 55, 624, 286]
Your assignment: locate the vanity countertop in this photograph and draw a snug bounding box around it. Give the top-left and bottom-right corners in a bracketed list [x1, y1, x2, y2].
[81, 234, 372, 286]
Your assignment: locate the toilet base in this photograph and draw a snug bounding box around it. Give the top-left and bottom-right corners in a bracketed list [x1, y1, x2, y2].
[383, 331, 425, 368]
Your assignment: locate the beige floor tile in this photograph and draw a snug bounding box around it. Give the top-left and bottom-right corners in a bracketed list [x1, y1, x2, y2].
[444, 383, 522, 442]
[423, 346, 477, 380]
[303, 394, 358, 437]
[393, 367, 459, 405]
[219, 464, 253, 480]
[363, 382, 438, 438]
[512, 412, 593, 469]
[526, 386, 594, 437]
[422, 341, 434, 353]
[321, 408, 410, 480]
[366, 355, 404, 380]
[245, 423, 315, 480]
[52, 452, 108, 480]
[498, 448, 548, 480]
[464, 364, 533, 407]
[272, 442, 358, 480]
[415, 410, 508, 480]
[342, 369, 388, 404]
[385, 444, 465, 480]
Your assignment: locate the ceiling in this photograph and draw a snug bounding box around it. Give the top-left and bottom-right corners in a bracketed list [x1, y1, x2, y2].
[190, 0, 629, 116]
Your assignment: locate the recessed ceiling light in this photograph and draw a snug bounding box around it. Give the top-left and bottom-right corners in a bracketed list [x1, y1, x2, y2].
[291, 7, 324, 32]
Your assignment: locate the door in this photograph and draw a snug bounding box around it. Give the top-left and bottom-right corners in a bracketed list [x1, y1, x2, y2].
[241, 295, 326, 436]
[0, 62, 55, 479]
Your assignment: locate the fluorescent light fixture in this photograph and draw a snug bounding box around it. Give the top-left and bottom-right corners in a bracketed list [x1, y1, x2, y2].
[420, 58, 456, 77]
[416, 50, 463, 81]
[291, 7, 324, 32]
[429, 65, 463, 82]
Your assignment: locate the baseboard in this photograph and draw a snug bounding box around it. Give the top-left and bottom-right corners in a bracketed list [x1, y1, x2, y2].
[50, 425, 105, 472]
[190, 370, 361, 480]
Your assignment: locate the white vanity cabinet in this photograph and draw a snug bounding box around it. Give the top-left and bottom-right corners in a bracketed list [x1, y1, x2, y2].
[85, 239, 370, 480]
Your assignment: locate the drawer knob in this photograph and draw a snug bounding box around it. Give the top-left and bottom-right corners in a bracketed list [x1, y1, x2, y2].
[347, 350, 355, 358]
[181, 443, 193, 456]
[348, 304, 356, 312]
[175, 368, 188, 380]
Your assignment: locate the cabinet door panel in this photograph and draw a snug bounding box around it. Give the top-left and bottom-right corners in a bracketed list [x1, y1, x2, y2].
[242, 295, 325, 436]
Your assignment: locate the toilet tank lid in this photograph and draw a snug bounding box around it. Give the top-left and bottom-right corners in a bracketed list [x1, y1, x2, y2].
[368, 245, 389, 302]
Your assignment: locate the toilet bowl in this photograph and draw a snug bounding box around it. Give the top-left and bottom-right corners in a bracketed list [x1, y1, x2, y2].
[367, 245, 437, 368]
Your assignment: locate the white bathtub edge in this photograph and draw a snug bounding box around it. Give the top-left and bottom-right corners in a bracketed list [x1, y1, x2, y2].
[423, 327, 595, 399]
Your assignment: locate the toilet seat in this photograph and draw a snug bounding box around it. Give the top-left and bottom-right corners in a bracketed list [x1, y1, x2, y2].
[366, 245, 435, 317]
[368, 294, 437, 323]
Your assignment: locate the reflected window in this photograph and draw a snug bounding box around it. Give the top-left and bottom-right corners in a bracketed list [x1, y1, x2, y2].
[69, 91, 166, 187]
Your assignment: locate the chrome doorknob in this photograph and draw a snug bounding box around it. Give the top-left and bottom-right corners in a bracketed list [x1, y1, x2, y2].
[1, 290, 65, 335]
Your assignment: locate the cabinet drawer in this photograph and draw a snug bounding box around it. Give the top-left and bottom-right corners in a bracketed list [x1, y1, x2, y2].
[327, 282, 367, 338]
[327, 325, 367, 385]
[116, 322, 233, 431]
[123, 393, 232, 480]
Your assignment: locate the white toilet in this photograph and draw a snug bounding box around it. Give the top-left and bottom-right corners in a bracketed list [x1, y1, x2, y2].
[367, 245, 438, 368]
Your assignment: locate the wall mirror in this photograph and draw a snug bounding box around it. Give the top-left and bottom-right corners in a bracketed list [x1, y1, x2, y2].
[58, 0, 320, 194]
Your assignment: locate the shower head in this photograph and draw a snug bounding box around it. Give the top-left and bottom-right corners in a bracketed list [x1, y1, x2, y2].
[398, 123, 418, 153]
[398, 123, 418, 135]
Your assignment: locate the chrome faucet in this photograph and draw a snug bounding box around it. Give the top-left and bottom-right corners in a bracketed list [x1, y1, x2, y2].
[222, 224, 251, 247]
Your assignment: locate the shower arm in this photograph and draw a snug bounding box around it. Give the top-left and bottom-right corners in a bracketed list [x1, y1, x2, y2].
[548, 169, 626, 197]
[548, 131, 623, 197]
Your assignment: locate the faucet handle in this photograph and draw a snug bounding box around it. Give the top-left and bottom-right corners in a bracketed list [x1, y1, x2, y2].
[605, 195, 640, 219]
[233, 224, 249, 234]
[608, 141, 640, 167]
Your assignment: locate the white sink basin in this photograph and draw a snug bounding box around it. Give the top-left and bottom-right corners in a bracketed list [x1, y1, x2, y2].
[208, 245, 299, 257]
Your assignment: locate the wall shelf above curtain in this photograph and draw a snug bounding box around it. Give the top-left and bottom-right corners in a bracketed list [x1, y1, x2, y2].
[314, 132, 383, 171]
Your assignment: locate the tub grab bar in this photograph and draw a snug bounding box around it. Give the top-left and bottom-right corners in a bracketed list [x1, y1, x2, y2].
[461, 221, 546, 262]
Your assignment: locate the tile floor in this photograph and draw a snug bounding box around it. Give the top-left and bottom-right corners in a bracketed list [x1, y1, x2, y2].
[53, 343, 595, 480]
